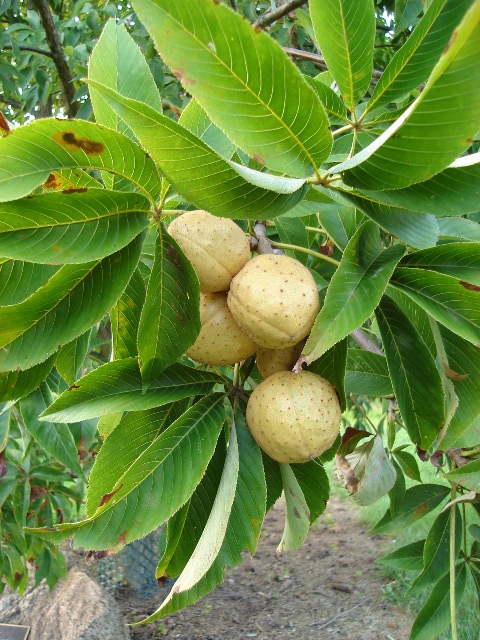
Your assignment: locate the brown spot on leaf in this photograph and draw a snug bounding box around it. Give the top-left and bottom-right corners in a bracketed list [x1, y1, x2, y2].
[443, 30, 457, 54]
[53, 130, 105, 155]
[30, 485, 47, 501]
[85, 549, 112, 563]
[443, 363, 469, 381]
[157, 575, 169, 587]
[67, 383, 80, 391]
[167, 244, 181, 268]
[293, 506, 301, 519]
[253, 154, 265, 165]
[0, 451, 7, 477]
[460, 281, 480, 292]
[415, 503, 428, 519]
[62, 187, 88, 194]
[14, 572, 22, 583]
[118, 530, 128, 545]
[45, 173, 62, 189]
[98, 485, 123, 508]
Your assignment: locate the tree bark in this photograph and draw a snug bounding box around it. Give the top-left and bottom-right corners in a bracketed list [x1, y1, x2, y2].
[32, 0, 78, 117]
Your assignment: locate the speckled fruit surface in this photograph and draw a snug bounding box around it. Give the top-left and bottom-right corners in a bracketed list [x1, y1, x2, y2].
[186, 292, 257, 366]
[256, 342, 304, 379]
[246, 370, 341, 463]
[168, 210, 250, 293]
[227, 254, 320, 349]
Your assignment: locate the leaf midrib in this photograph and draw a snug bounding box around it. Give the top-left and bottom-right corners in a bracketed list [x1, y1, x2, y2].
[0, 207, 150, 232]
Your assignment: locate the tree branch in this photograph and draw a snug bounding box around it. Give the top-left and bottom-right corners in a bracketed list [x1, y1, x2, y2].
[2, 44, 54, 58]
[254, 0, 309, 29]
[350, 329, 383, 355]
[0, 95, 22, 109]
[282, 46, 383, 81]
[31, 0, 78, 117]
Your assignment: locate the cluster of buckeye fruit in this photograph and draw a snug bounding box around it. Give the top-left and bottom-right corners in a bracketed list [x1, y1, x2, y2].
[169, 211, 342, 465]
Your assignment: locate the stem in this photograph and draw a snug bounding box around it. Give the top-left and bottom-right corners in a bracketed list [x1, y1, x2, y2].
[282, 47, 383, 82]
[462, 503, 467, 558]
[305, 225, 327, 235]
[350, 328, 383, 355]
[2, 44, 54, 58]
[350, 394, 378, 433]
[233, 362, 240, 387]
[270, 240, 340, 266]
[450, 483, 459, 640]
[332, 123, 354, 137]
[254, 0, 308, 29]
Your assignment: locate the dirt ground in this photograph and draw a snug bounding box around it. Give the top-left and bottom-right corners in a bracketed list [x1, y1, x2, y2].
[116, 496, 413, 640]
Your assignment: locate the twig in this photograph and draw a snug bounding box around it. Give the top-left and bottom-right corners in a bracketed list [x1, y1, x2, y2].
[270, 240, 340, 266]
[0, 96, 22, 109]
[283, 46, 383, 81]
[254, 0, 309, 29]
[32, 0, 78, 117]
[310, 597, 370, 629]
[350, 328, 383, 355]
[2, 44, 54, 58]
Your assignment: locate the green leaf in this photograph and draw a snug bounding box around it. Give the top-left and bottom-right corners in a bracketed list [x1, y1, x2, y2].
[410, 506, 462, 591]
[140, 409, 266, 623]
[370, 484, 450, 534]
[130, 0, 332, 178]
[0, 190, 150, 263]
[0, 355, 55, 402]
[29, 396, 225, 550]
[138, 226, 200, 384]
[339, 2, 480, 189]
[19, 389, 84, 480]
[396, 0, 423, 33]
[310, 0, 375, 112]
[393, 449, 422, 483]
[376, 296, 445, 449]
[179, 99, 236, 159]
[0, 234, 144, 371]
[444, 459, 480, 492]
[389, 458, 407, 513]
[262, 453, 284, 513]
[468, 562, 480, 615]
[353, 435, 397, 506]
[274, 216, 310, 265]
[345, 349, 393, 397]
[40, 359, 222, 422]
[89, 19, 163, 136]
[306, 76, 349, 123]
[56, 330, 91, 386]
[368, 0, 472, 112]
[110, 268, 146, 360]
[377, 539, 426, 571]
[438, 216, 480, 242]
[307, 339, 348, 411]
[290, 460, 330, 524]
[401, 243, 480, 286]
[354, 164, 480, 217]
[0, 260, 59, 305]
[390, 268, 480, 346]
[278, 463, 311, 552]
[85, 82, 308, 219]
[317, 204, 363, 251]
[386, 287, 437, 357]
[336, 189, 440, 249]
[410, 563, 467, 640]
[0, 119, 161, 202]
[439, 327, 480, 448]
[304, 221, 405, 362]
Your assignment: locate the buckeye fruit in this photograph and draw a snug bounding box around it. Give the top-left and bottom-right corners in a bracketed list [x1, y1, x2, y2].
[227, 254, 319, 349]
[256, 341, 304, 379]
[186, 292, 257, 366]
[168, 210, 250, 293]
[246, 371, 341, 463]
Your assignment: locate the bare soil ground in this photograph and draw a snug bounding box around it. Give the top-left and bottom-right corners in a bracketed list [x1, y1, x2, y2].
[116, 495, 413, 640]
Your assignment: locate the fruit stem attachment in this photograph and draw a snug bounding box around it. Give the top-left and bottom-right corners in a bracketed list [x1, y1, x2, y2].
[233, 362, 240, 387]
[450, 482, 459, 640]
[269, 241, 340, 267]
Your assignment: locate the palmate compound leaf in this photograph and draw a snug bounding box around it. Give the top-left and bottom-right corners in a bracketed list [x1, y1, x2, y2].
[137, 225, 201, 385]
[136, 409, 266, 624]
[26, 395, 226, 550]
[130, 0, 332, 178]
[366, 0, 473, 113]
[377, 539, 426, 572]
[0, 190, 151, 264]
[335, 0, 480, 189]
[0, 234, 144, 372]
[310, 0, 376, 113]
[345, 349, 393, 397]
[0, 119, 161, 203]
[40, 359, 222, 423]
[375, 296, 445, 449]
[85, 81, 308, 220]
[304, 221, 405, 363]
